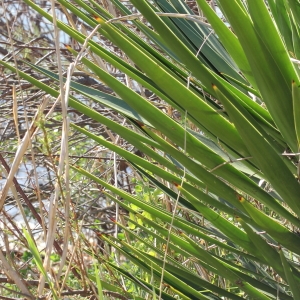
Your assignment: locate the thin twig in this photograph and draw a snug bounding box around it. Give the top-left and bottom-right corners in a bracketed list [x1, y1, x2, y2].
[107, 12, 210, 28]
[209, 156, 253, 173]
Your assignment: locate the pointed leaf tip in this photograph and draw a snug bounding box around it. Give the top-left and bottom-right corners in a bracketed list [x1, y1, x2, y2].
[93, 15, 104, 24]
[173, 182, 181, 188]
[136, 120, 145, 128]
[237, 195, 245, 203]
[63, 44, 71, 49]
[235, 216, 242, 222]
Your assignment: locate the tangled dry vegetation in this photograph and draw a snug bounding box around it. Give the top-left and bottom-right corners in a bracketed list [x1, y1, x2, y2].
[0, 0, 163, 298]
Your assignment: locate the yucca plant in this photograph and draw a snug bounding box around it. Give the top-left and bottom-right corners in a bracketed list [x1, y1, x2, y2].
[2, 0, 300, 299]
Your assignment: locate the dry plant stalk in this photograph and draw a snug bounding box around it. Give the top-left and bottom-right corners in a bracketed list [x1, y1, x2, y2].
[0, 97, 50, 212]
[39, 3, 104, 293]
[12, 83, 20, 144]
[0, 249, 34, 299]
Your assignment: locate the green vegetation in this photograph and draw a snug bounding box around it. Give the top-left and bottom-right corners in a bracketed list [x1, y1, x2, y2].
[2, 0, 300, 299]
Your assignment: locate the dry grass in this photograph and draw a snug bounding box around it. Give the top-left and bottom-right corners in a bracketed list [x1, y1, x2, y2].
[0, 1, 142, 298]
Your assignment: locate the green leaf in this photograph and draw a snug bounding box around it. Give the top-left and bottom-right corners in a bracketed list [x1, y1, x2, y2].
[239, 196, 300, 255]
[280, 248, 300, 299]
[213, 84, 300, 219]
